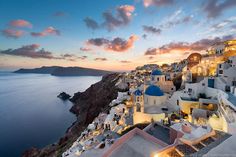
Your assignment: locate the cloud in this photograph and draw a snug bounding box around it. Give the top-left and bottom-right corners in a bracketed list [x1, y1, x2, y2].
[31, 26, 60, 37]
[0, 44, 75, 61]
[84, 5, 135, 31]
[142, 34, 147, 39]
[120, 60, 131, 63]
[143, 0, 174, 8]
[60, 53, 79, 61]
[77, 55, 88, 60]
[158, 42, 190, 54]
[80, 47, 92, 51]
[148, 56, 154, 60]
[87, 38, 109, 46]
[103, 5, 135, 31]
[87, 35, 138, 52]
[0, 44, 57, 59]
[231, 24, 236, 29]
[84, 17, 100, 30]
[199, 16, 236, 37]
[143, 25, 161, 35]
[157, 9, 193, 29]
[145, 35, 235, 55]
[161, 10, 193, 28]
[144, 48, 158, 55]
[203, 0, 236, 18]
[53, 11, 66, 17]
[210, 16, 236, 31]
[2, 29, 25, 38]
[61, 54, 76, 58]
[9, 19, 32, 28]
[94, 57, 107, 61]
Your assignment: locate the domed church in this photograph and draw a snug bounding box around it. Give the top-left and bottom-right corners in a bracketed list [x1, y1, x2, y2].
[133, 84, 168, 124]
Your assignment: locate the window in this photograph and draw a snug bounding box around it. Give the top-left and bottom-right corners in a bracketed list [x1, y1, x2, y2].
[202, 83, 205, 86]
[232, 81, 236, 86]
[137, 97, 140, 102]
[219, 64, 222, 68]
[154, 100, 156, 104]
[219, 70, 223, 74]
[136, 103, 141, 112]
[190, 108, 193, 114]
[188, 88, 192, 93]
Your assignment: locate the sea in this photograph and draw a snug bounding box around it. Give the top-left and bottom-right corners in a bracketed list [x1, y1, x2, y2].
[0, 72, 102, 157]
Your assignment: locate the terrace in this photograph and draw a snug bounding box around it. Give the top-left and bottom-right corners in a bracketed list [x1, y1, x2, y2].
[145, 123, 172, 145]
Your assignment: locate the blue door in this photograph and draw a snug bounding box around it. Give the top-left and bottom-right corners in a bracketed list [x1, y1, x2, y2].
[208, 78, 214, 88]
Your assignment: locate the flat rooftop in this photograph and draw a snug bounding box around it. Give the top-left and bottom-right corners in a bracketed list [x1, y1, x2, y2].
[146, 123, 171, 145]
[103, 128, 167, 157]
[109, 134, 163, 157]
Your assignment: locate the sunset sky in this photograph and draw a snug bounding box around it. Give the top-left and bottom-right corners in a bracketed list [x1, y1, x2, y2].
[0, 0, 236, 71]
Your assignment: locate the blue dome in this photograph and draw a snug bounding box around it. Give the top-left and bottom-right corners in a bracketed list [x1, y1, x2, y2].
[134, 89, 142, 96]
[151, 69, 162, 75]
[145, 85, 164, 96]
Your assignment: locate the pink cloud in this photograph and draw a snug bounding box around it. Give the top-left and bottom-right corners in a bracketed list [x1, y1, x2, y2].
[31, 26, 60, 37]
[143, 0, 174, 8]
[9, 19, 32, 28]
[2, 29, 25, 38]
[87, 35, 138, 52]
[80, 47, 92, 52]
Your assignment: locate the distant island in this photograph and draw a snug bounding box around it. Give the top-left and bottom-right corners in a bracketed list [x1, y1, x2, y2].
[14, 66, 113, 76]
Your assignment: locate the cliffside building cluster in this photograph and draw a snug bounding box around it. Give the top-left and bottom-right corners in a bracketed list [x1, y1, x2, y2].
[63, 39, 236, 157]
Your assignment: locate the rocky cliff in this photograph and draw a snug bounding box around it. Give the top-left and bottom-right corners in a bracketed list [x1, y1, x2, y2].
[22, 73, 122, 157]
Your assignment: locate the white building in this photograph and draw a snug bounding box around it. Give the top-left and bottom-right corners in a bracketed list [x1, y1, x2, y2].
[208, 42, 225, 55]
[150, 69, 176, 93]
[133, 85, 168, 124]
[182, 66, 192, 87]
[216, 56, 236, 95]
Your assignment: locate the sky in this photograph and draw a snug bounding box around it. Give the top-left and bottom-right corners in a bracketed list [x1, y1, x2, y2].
[0, 0, 236, 71]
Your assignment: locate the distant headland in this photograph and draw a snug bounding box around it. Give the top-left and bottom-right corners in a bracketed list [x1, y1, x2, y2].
[14, 66, 113, 76]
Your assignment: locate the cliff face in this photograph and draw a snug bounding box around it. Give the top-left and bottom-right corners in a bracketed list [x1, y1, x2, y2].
[70, 73, 121, 123]
[22, 73, 121, 157]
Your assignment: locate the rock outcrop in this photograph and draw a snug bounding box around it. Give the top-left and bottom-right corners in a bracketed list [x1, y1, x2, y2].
[57, 92, 71, 100]
[22, 73, 122, 157]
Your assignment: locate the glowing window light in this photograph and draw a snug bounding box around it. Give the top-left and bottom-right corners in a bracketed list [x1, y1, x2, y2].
[154, 154, 159, 157]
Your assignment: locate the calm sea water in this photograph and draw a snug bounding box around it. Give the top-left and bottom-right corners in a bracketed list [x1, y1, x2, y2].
[0, 72, 101, 157]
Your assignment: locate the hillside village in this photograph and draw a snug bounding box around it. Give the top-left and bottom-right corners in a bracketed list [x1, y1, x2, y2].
[62, 39, 236, 157]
